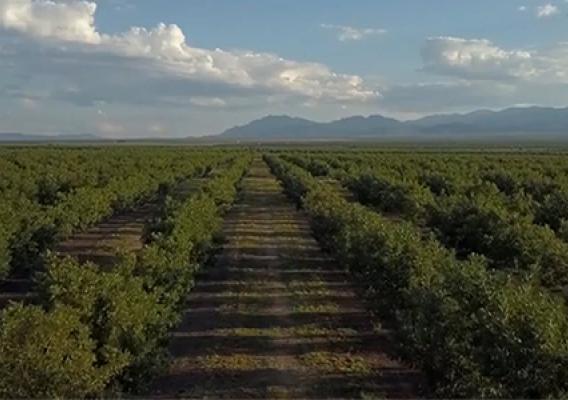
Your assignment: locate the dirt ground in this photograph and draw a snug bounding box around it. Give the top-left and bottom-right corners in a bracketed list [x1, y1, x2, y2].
[55, 178, 207, 266]
[150, 160, 423, 399]
[0, 177, 206, 307]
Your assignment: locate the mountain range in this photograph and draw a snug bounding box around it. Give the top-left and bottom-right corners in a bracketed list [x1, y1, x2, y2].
[2, 106, 568, 142]
[218, 106, 568, 140]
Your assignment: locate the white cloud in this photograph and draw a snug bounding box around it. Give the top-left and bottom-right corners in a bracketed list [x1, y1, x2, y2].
[421, 37, 536, 81]
[0, 0, 101, 43]
[320, 24, 386, 42]
[189, 97, 226, 108]
[409, 37, 568, 113]
[537, 4, 559, 18]
[518, 5, 527, 12]
[2, 0, 567, 134]
[0, 0, 378, 105]
[421, 37, 568, 84]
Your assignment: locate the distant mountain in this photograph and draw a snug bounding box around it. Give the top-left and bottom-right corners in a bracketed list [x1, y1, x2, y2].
[0, 133, 100, 142]
[324, 115, 410, 136]
[413, 107, 568, 135]
[219, 114, 411, 139]
[219, 116, 318, 139]
[218, 107, 568, 140]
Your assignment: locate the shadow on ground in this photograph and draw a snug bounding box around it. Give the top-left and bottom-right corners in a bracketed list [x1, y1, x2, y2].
[150, 160, 424, 399]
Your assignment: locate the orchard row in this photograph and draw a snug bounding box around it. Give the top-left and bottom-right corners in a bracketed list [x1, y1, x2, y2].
[0, 148, 253, 397]
[267, 152, 568, 398]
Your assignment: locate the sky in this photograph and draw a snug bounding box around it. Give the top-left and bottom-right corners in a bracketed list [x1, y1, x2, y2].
[0, 0, 568, 138]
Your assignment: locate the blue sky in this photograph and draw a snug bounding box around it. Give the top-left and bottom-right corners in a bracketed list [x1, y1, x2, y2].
[94, 0, 567, 83]
[1, 0, 568, 137]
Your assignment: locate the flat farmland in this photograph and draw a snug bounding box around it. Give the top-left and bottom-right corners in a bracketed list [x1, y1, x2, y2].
[1, 146, 568, 399]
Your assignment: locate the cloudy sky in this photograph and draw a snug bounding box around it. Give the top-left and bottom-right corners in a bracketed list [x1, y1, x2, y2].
[1, 0, 568, 138]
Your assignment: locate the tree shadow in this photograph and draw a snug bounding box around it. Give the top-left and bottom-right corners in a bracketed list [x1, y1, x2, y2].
[150, 161, 424, 398]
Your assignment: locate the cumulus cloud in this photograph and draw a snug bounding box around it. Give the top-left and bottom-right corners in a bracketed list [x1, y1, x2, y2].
[537, 4, 559, 18]
[2, 0, 567, 134]
[421, 36, 568, 83]
[399, 37, 568, 113]
[421, 37, 534, 81]
[0, 0, 378, 108]
[0, 0, 101, 43]
[320, 24, 386, 42]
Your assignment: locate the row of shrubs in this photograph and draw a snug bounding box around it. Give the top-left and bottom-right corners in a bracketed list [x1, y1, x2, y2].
[283, 153, 568, 291]
[314, 152, 568, 244]
[0, 155, 252, 398]
[282, 150, 568, 201]
[266, 155, 568, 399]
[281, 151, 568, 218]
[429, 190, 568, 289]
[345, 172, 568, 290]
[0, 149, 233, 280]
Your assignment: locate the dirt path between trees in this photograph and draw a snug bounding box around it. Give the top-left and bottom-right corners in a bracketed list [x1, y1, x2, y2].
[151, 160, 423, 399]
[55, 178, 207, 267]
[0, 178, 206, 308]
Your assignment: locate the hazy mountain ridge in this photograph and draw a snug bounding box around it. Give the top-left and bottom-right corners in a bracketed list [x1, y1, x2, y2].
[219, 107, 568, 139]
[3, 106, 568, 141]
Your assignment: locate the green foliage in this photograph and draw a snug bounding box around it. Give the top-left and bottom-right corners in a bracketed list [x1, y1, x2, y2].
[282, 150, 568, 289]
[557, 219, 568, 242]
[0, 147, 239, 279]
[0, 304, 113, 399]
[399, 257, 568, 398]
[346, 173, 434, 220]
[203, 157, 249, 207]
[482, 170, 518, 196]
[307, 159, 332, 176]
[430, 190, 568, 287]
[0, 150, 252, 397]
[40, 255, 167, 392]
[0, 202, 15, 280]
[420, 172, 456, 196]
[537, 190, 568, 231]
[137, 195, 220, 308]
[268, 154, 568, 399]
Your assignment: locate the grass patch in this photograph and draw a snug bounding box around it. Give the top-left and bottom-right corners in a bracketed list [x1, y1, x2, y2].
[214, 325, 358, 338]
[194, 355, 291, 371]
[293, 304, 340, 313]
[291, 288, 333, 297]
[287, 280, 328, 289]
[196, 355, 265, 371]
[299, 352, 373, 375]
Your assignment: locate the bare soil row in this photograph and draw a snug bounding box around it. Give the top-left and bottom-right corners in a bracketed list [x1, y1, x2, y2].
[149, 161, 422, 399]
